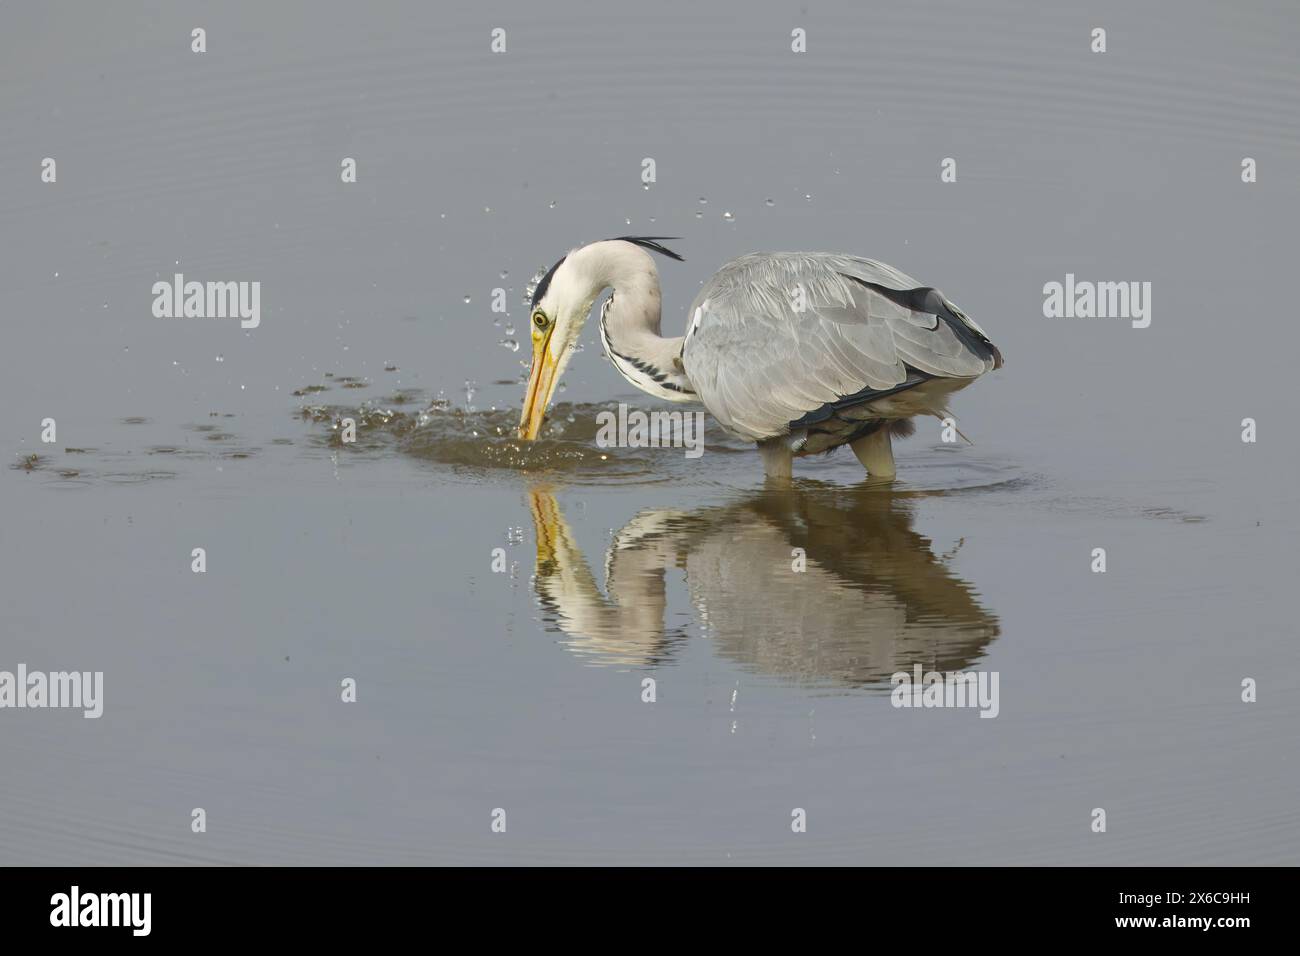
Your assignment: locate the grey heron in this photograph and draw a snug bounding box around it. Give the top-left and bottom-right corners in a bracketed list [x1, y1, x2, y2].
[519, 237, 1002, 480]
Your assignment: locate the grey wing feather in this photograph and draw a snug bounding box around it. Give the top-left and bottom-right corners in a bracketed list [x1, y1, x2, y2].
[681, 253, 1000, 441]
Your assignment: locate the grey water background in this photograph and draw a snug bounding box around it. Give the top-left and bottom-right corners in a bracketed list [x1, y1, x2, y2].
[1, 0, 1298, 864]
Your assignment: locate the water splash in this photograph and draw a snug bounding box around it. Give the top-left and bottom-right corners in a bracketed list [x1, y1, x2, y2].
[296, 396, 747, 484]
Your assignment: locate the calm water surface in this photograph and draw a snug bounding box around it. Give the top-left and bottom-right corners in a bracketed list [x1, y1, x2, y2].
[2, 1, 1298, 864]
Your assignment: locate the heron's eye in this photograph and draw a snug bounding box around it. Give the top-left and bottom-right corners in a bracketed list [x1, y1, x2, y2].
[532, 311, 549, 331]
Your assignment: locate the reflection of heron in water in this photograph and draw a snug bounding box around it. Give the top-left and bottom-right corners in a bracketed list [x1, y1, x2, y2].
[527, 485, 999, 686]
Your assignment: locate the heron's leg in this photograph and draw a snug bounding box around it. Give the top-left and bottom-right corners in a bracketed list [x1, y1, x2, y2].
[757, 439, 793, 483]
[850, 428, 896, 479]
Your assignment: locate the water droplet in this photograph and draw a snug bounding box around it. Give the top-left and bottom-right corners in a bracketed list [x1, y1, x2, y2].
[500, 270, 509, 279]
[548, 200, 557, 209]
[499, 338, 519, 352]
[698, 197, 708, 205]
[642, 183, 650, 191]
[722, 211, 734, 222]
[804, 193, 813, 202]
[463, 294, 471, 304]
[765, 198, 775, 207]
[215, 354, 224, 363]
[483, 206, 492, 214]
[624, 217, 632, 225]
[695, 211, 703, 219]
[504, 323, 515, 335]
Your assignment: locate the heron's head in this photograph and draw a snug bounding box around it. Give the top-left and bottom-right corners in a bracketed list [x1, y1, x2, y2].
[518, 251, 596, 440]
[519, 237, 684, 440]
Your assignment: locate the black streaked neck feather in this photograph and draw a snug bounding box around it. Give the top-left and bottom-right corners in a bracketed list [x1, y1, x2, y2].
[599, 289, 696, 400]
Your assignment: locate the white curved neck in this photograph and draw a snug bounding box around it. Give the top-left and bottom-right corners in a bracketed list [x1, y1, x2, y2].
[565, 240, 695, 402]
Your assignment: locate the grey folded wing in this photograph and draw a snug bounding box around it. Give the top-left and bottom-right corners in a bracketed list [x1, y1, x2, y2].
[680, 253, 1001, 441]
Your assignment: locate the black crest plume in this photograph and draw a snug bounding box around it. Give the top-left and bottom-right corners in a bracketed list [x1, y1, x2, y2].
[612, 236, 685, 262]
[532, 237, 685, 308]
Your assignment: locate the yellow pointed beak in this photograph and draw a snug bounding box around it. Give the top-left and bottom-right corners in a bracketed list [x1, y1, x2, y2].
[519, 326, 557, 440]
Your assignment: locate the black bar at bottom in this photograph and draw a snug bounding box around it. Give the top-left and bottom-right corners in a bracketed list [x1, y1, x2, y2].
[0, 866, 1279, 941]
